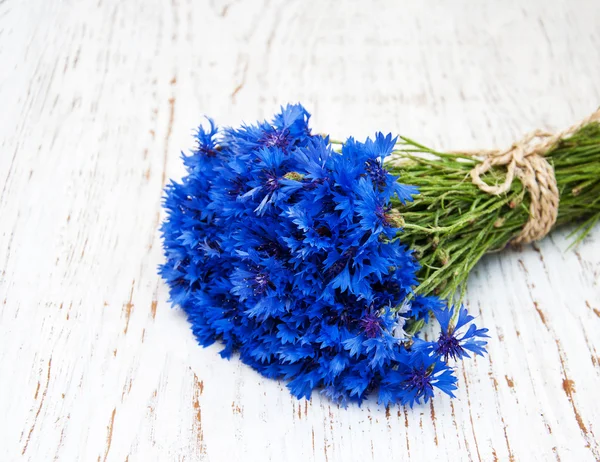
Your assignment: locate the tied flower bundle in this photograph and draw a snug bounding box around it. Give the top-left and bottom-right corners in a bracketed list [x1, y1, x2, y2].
[160, 104, 600, 407]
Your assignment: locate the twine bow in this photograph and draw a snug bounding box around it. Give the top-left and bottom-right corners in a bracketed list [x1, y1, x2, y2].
[469, 109, 600, 244]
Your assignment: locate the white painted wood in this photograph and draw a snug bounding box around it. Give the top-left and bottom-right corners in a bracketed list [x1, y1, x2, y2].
[1, 0, 599, 460]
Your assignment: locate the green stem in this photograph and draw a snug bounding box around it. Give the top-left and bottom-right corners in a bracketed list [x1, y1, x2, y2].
[385, 122, 600, 306]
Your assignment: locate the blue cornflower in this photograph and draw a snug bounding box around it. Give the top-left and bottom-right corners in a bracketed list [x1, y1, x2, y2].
[159, 104, 488, 408]
[379, 350, 458, 407]
[432, 305, 490, 362]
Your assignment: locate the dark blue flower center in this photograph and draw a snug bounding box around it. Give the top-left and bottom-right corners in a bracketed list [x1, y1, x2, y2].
[264, 172, 280, 192]
[365, 159, 387, 187]
[405, 367, 433, 394]
[257, 239, 287, 258]
[326, 248, 355, 278]
[229, 177, 244, 196]
[436, 332, 463, 361]
[320, 197, 337, 214]
[360, 313, 382, 338]
[253, 272, 272, 295]
[261, 130, 290, 151]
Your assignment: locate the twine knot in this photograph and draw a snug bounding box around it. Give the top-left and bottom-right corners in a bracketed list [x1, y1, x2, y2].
[469, 109, 600, 245]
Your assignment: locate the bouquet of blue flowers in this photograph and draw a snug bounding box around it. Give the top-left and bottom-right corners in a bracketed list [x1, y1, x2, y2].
[160, 105, 600, 407]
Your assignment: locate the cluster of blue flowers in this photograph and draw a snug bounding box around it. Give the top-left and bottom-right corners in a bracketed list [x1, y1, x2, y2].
[160, 104, 488, 407]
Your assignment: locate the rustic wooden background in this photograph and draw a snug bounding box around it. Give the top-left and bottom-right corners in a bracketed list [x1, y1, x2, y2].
[1, 0, 599, 460]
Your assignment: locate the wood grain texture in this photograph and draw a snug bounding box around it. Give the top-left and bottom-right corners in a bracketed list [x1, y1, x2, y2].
[1, 0, 599, 460]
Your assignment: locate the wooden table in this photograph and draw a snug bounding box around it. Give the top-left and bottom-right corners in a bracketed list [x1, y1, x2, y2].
[1, 1, 599, 460]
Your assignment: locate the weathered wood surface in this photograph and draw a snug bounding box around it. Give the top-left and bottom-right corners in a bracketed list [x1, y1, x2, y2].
[1, 1, 599, 460]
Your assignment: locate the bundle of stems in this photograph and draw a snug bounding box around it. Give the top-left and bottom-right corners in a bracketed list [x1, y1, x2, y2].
[384, 120, 600, 315]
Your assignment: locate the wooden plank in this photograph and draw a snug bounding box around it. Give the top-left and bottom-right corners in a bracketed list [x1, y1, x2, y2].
[0, 0, 599, 460]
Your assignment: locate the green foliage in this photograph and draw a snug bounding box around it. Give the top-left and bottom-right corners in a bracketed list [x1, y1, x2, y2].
[386, 122, 600, 303]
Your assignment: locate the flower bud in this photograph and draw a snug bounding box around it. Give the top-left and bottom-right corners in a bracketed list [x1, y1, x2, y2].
[438, 249, 449, 266]
[283, 171, 304, 181]
[494, 217, 506, 228]
[385, 209, 405, 228]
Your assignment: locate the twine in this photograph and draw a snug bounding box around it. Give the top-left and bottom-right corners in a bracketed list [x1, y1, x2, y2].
[466, 109, 600, 244]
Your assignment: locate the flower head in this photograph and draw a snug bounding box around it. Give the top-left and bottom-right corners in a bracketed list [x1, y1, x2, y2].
[433, 306, 490, 362]
[379, 350, 458, 407]
[412, 305, 490, 363]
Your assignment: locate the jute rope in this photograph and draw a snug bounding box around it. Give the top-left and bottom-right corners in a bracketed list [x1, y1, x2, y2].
[467, 109, 600, 244]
